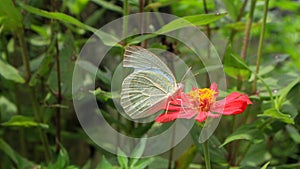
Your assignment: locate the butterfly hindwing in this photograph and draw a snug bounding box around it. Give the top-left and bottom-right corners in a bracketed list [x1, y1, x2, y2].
[121, 70, 176, 119]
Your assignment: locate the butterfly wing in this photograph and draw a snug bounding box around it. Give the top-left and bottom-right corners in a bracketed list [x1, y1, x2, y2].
[123, 46, 176, 84]
[121, 46, 180, 119]
[121, 70, 176, 119]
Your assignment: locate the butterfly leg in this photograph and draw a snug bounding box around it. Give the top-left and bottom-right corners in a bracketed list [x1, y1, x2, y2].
[164, 98, 183, 114]
[164, 100, 172, 114]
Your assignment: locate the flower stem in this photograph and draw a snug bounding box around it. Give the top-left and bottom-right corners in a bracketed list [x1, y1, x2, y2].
[241, 0, 256, 60]
[203, 140, 211, 169]
[252, 0, 270, 93]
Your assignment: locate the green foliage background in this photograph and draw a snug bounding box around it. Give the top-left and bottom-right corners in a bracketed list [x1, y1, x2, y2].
[0, 0, 300, 168]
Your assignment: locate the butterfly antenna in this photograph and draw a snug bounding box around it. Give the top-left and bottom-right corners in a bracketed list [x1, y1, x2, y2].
[180, 67, 192, 83]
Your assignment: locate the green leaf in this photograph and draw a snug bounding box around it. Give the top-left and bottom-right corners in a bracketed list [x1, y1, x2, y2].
[174, 145, 197, 169]
[128, 13, 227, 45]
[190, 125, 227, 164]
[0, 139, 34, 168]
[224, 67, 250, 80]
[261, 162, 270, 169]
[276, 77, 300, 108]
[130, 139, 147, 167]
[219, 125, 264, 147]
[90, 88, 117, 101]
[117, 148, 128, 169]
[230, 50, 274, 101]
[48, 146, 70, 169]
[0, 60, 25, 83]
[286, 125, 300, 144]
[91, 0, 123, 13]
[132, 158, 154, 169]
[2, 115, 48, 128]
[29, 34, 56, 86]
[0, 96, 17, 122]
[96, 156, 113, 169]
[66, 0, 89, 15]
[157, 13, 227, 34]
[20, 3, 95, 31]
[144, 0, 180, 11]
[259, 108, 294, 124]
[241, 142, 270, 167]
[225, 21, 261, 31]
[81, 160, 91, 169]
[20, 4, 120, 46]
[223, 45, 250, 80]
[0, 0, 22, 31]
[222, 0, 238, 20]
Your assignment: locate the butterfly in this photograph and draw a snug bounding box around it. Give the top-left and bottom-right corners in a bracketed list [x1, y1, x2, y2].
[120, 46, 184, 119]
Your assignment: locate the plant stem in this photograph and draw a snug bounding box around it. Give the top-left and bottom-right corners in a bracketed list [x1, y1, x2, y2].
[203, 140, 211, 169]
[18, 30, 31, 82]
[123, 0, 129, 44]
[15, 86, 27, 156]
[55, 37, 62, 153]
[203, 0, 211, 88]
[8, 34, 27, 156]
[51, 0, 62, 154]
[17, 29, 52, 162]
[241, 0, 257, 60]
[235, 1, 270, 161]
[236, 0, 249, 23]
[227, 115, 236, 164]
[252, 0, 270, 93]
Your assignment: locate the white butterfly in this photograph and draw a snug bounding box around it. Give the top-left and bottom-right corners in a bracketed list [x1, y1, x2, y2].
[120, 46, 184, 119]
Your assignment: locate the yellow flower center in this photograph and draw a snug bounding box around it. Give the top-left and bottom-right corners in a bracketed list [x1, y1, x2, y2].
[188, 88, 216, 112]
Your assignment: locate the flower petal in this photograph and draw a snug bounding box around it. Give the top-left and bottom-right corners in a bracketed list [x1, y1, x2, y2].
[155, 111, 180, 123]
[211, 92, 252, 115]
[195, 112, 208, 122]
[210, 82, 219, 97]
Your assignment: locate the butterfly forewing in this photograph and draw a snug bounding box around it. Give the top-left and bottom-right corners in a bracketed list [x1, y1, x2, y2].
[123, 46, 176, 84]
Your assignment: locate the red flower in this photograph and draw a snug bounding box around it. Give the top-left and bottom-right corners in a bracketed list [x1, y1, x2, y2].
[155, 83, 252, 123]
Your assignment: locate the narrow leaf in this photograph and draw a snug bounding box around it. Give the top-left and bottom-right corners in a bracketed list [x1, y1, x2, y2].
[261, 161, 270, 169]
[175, 145, 197, 169]
[132, 158, 154, 169]
[129, 13, 227, 45]
[130, 139, 147, 167]
[96, 156, 113, 169]
[2, 115, 48, 128]
[144, 0, 180, 11]
[157, 13, 227, 34]
[0, 139, 34, 168]
[220, 125, 264, 147]
[117, 148, 128, 169]
[20, 4, 120, 46]
[277, 77, 300, 107]
[91, 0, 123, 13]
[29, 35, 56, 86]
[286, 125, 300, 143]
